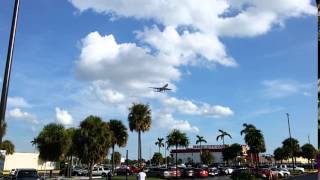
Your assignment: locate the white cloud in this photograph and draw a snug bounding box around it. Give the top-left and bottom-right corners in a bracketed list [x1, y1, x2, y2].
[156, 112, 199, 133]
[262, 79, 312, 98]
[137, 26, 237, 67]
[7, 97, 30, 108]
[161, 97, 234, 118]
[55, 107, 73, 126]
[7, 108, 38, 125]
[76, 32, 180, 99]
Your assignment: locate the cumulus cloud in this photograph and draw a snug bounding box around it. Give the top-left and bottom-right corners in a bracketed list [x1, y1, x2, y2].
[137, 26, 237, 67]
[262, 79, 312, 98]
[76, 32, 180, 98]
[69, 0, 314, 121]
[55, 107, 73, 126]
[161, 97, 234, 118]
[156, 112, 199, 133]
[7, 108, 38, 125]
[69, 0, 315, 38]
[7, 97, 30, 108]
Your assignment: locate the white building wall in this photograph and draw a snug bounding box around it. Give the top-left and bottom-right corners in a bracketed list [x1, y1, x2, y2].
[3, 153, 55, 171]
[174, 152, 224, 164]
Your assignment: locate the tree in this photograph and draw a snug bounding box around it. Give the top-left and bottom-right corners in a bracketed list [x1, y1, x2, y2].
[200, 150, 214, 165]
[73, 116, 112, 180]
[128, 103, 152, 167]
[0, 140, 15, 155]
[108, 119, 128, 173]
[32, 123, 70, 162]
[301, 143, 316, 168]
[222, 143, 242, 165]
[65, 128, 76, 177]
[151, 152, 163, 165]
[196, 135, 207, 154]
[155, 138, 164, 154]
[167, 129, 189, 178]
[282, 137, 300, 164]
[216, 129, 232, 145]
[111, 151, 121, 166]
[273, 147, 287, 164]
[240, 124, 266, 167]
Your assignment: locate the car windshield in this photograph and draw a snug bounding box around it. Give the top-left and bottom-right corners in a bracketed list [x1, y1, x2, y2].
[17, 170, 38, 178]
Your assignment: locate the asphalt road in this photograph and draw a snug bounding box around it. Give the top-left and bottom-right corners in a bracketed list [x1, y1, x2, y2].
[288, 173, 317, 180]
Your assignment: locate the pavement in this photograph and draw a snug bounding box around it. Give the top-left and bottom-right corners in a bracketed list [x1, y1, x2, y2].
[287, 173, 318, 180]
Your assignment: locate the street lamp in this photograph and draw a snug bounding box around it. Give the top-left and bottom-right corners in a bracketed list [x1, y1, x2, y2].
[0, 0, 20, 144]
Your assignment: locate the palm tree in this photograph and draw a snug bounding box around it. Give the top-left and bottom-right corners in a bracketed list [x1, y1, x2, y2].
[155, 138, 164, 154]
[240, 124, 266, 167]
[196, 135, 207, 155]
[167, 129, 189, 179]
[128, 103, 152, 167]
[108, 119, 128, 173]
[216, 129, 232, 146]
[0, 140, 14, 155]
[73, 116, 112, 180]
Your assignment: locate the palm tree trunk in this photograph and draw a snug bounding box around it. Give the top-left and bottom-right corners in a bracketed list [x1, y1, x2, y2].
[138, 130, 142, 167]
[88, 162, 93, 180]
[175, 143, 178, 180]
[112, 144, 115, 174]
[159, 146, 160, 154]
[222, 137, 225, 146]
[200, 142, 202, 163]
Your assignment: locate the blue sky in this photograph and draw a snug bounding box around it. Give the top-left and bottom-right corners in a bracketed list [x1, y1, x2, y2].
[0, 0, 317, 160]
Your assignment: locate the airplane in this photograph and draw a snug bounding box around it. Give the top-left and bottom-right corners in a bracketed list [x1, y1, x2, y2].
[149, 83, 172, 92]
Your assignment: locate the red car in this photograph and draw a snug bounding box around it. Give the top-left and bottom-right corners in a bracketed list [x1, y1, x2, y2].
[128, 165, 140, 174]
[256, 168, 278, 179]
[193, 168, 209, 177]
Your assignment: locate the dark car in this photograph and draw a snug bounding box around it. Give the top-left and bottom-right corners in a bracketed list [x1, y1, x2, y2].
[114, 166, 132, 176]
[207, 166, 219, 176]
[11, 169, 41, 180]
[180, 167, 194, 178]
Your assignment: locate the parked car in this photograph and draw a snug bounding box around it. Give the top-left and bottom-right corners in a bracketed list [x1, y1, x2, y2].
[277, 164, 305, 174]
[128, 165, 140, 174]
[9, 169, 16, 176]
[207, 166, 219, 176]
[147, 167, 181, 179]
[193, 168, 209, 178]
[180, 167, 194, 178]
[255, 168, 278, 179]
[92, 166, 111, 177]
[273, 168, 290, 178]
[218, 166, 234, 175]
[114, 166, 132, 176]
[11, 169, 41, 180]
[72, 167, 88, 176]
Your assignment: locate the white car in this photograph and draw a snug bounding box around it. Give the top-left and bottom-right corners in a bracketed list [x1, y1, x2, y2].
[271, 167, 290, 178]
[277, 165, 304, 174]
[92, 166, 111, 177]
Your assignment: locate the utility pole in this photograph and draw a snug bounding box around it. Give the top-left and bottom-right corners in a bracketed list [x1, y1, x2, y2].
[286, 113, 295, 171]
[308, 135, 310, 144]
[0, 0, 20, 144]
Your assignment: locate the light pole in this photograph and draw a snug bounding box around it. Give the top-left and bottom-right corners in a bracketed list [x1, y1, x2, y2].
[286, 113, 295, 171]
[0, 0, 20, 144]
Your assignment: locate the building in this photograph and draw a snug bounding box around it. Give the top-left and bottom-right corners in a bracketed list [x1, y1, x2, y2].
[0, 152, 56, 171]
[170, 145, 249, 164]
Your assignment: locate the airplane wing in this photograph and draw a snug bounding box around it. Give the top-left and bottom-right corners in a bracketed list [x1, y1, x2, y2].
[164, 88, 172, 90]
